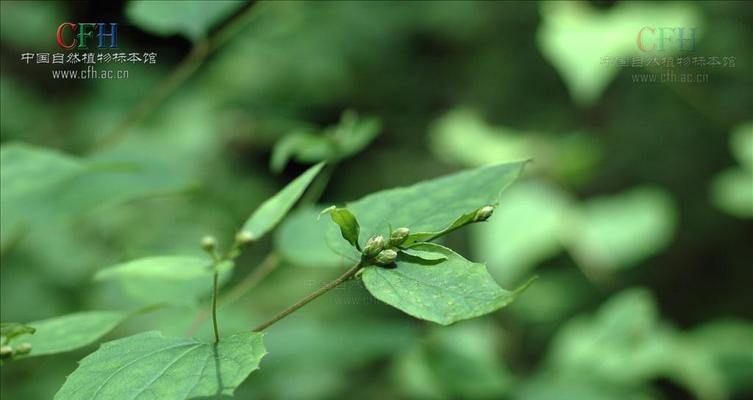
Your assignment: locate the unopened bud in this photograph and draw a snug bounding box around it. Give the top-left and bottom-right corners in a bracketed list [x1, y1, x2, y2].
[201, 236, 218, 252]
[389, 227, 410, 246]
[362, 235, 385, 257]
[235, 231, 255, 245]
[14, 343, 31, 355]
[0, 345, 12, 358]
[375, 249, 398, 265]
[474, 206, 494, 222]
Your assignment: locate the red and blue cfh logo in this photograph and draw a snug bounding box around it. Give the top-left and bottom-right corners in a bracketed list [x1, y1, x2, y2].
[56, 23, 118, 49]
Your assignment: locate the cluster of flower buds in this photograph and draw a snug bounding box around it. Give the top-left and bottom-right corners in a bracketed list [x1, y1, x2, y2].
[362, 227, 410, 266]
[0, 343, 32, 360]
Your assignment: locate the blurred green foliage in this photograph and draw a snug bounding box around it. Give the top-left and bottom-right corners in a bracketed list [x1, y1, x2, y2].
[1, 1, 751, 399]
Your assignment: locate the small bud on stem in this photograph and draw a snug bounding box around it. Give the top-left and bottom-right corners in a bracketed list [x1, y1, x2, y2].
[201, 236, 218, 252]
[389, 227, 410, 246]
[362, 235, 385, 257]
[235, 231, 255, 246]
[375, 249, 398, 265]
[474, 206, 495, 222]
[14, 343, 31, 355]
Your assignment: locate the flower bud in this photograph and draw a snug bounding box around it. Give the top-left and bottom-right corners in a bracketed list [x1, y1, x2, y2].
[14, 343, 31, 355]
[375, 249, 398, 265]
[235, 231, 255, 245]
[362, 235, 385, 257]
[389, 227, 410, 246]
[0, 346, 12, 358]
[201, 236, 218, 252]
[474, 206, 495, 222]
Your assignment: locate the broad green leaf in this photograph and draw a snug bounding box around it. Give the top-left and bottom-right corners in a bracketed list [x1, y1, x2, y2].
[361, 243, 532, 325]
[95, 256, 232, 305]
[710, 168, 753, 218]
[319, 206, 360, 250]
[429, 109, 601, 184]
[569, 186, 676, 270]
[240, 162, 324, 241]
[0, 143, 86, 244]
[7, 311, 129, 359]
[471, 181, 574, 285]
[126, 0, 245, 41]
[274, 205, 347, 268]
[0, 322, 35, 342]
[324, 161, 527, 259]
[54, 331, 266, 400]
[730, 121, 753, 170]
[547, 288, 727, 400]
[537, 2, 701, 106]
[271, 111, 381, 172]
[392, 320, 514, 399]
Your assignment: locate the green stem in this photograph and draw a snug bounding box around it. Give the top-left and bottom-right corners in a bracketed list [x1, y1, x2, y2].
[252, 261, 364, 332]
[211, 270, 220, 343]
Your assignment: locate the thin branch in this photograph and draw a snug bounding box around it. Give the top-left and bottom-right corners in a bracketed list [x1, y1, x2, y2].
[187, 253, 280, 336]
[90, 2, 261, 152]
[252, 261, 364, 332]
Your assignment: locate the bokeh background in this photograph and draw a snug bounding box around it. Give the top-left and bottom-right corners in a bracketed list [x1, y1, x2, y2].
[1, 1, 752, 399]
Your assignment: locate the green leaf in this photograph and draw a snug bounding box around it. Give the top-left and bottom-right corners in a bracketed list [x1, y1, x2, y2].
[547, 288, 728, 400]
[54, 331, 266, 400]
[240, 162, 325, 242]
[471, 180, 574, 285]
[392, 320, 514, 399]
[537, 2, 701, 106]
[429, 108, 601, 184]
[0, 322, 35, 342]
[361, 243, 533, 325]
[95, 256, 232, 305]
[569, 186, 676, 270]
[126, 0, 245, 41]
[319, 206, 361, 250]
[274, 205, 348, 268]
[710, 168, 753, 219]
[323, 161, 527, 259]
[271, 111, 381, 172]
[6, 311, 129, 359]
[730, 121, 753, 171]
[1, 143, 86, 244]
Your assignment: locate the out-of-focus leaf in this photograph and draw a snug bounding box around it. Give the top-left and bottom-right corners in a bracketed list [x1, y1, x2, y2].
[241, 162, 324, 241]
[730, 122, 753, 170]
[323, 161, 527, 260]
[126, 0, 245, 41]
[710, 122, 753, 218]
[0, 1, 66, 48]
[429, 108, 600, 183]
[472, 180, 574, 285]
[392, 320, 514, 400]
[95, 256, 232, 305]
[361, 243, 532, 325]
[569, 186, 676, 270]
[687, 319, 753, 394]
[710, 168, 753, 218]
[319, 206, 360, 250]
[274, 205, 347, 269]
[537, 2, 701, 106]
[54, 331, 266, 400]
[546, 288, 728, 400]
[271, 111, 381, 172]
[0, 143, 85, 243]
[6, 311, 129, 359]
